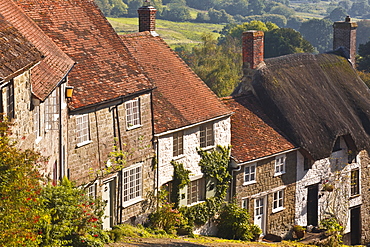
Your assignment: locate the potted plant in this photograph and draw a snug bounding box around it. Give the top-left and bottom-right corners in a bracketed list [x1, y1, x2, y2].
[293, 225, 305, 239]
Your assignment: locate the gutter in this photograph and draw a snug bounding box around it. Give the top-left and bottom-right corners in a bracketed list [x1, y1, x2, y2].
[231, 147, 300, 168]
[69, 87, 155, 114]
[154, 112, 233, 137]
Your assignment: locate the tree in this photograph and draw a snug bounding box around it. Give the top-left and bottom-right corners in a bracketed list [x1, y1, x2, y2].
[299, 18, 333, 53]
[95, 0, 113, 16]
[161, 4, 191, 21]
[264, 28, 314, 58]
[217, 0, 249, 16]
[357, 40, 370, 72]
[208, 8, 234, 23]
[178, 34, 242, 96]
[248, 0, 265, 15]
[356, 20, 370, 50]
[110, 0, 128, 17]
[326, 7, 347, 22]
[0, 123, 46, 246]
[186, 0, 215, 10]
[269, 3, 295, 18]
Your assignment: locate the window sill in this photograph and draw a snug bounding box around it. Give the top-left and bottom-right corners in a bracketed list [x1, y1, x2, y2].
[127, 124, 142, 131]
[173, 154, 185, 161]
[199, 145, 215, 151]
[243, 181, 257, 186]
[274, 171, 286, 177]
[272, 207, 285, 214]
[350, 194, 361, 199]
[186, 200, 206, 207]
[122, 197, 143, 208]
[76, 140, 92, 148]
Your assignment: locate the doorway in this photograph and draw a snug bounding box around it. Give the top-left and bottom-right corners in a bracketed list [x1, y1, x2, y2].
[350, 206, 361, 245]
[254, 196, 266, 234]
[102, 178, 116, 230]
[307, 184, 318, 226]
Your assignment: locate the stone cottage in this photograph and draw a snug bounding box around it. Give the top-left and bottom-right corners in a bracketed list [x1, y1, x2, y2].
[235, 18, 370, 244]
[223, 93, 297, 237]
[15, 0, 156, 229]
[0, 0, 74, 181]
[120, 4, 233, 210]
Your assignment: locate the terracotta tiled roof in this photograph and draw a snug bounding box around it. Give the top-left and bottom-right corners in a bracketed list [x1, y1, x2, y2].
[0, 16, 42, 82]
[15, 0, 152, 110]
[223, 93, 295, 163]
[121, 32, 233, 134]
[0, 0, 74, 100]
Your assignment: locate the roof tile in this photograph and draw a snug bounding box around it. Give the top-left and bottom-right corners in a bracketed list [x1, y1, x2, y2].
[0, 0, 74, 100]
[15, 0, 152, 110]
[223, 93, 295, 163]
[121, 32, 233, 134]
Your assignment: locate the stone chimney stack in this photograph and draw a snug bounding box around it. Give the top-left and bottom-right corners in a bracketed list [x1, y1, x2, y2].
[138, 0, 157, 34]
[242, 30, 264, 69]
[333, 16, 357, 66]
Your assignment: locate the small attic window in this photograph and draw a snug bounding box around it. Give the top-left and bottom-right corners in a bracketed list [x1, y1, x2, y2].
[332, 138, 341, 152]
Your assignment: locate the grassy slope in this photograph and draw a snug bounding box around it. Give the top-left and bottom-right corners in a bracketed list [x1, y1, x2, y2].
[108, 17, 223, 48]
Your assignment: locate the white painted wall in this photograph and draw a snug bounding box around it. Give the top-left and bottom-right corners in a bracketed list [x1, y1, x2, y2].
[295, 137, 361, 234]
[156, 117, 231, 186]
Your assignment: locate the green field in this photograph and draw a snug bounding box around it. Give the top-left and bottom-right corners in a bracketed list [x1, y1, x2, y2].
[108, 17, 223, 48]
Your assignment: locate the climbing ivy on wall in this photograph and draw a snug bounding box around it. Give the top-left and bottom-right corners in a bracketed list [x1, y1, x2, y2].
[171, 145, 232, 228]
[170, 160, 191, 208]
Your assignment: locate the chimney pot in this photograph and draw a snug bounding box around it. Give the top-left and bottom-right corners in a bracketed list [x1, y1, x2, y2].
[242, 30, 264, 70]
[138, 4, 157, 33]
[333, 16, 357, 66]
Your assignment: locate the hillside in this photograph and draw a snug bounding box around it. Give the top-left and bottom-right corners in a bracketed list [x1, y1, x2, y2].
[108, 17, 223, 48]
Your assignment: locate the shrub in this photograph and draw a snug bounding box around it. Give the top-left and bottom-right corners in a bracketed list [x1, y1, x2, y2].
[0, 122, 46, 246]
[319, 216, 343, 247]
[39, 177, 108, 246]
[148, 203, 184, 234]
[216, 202, 261, 241]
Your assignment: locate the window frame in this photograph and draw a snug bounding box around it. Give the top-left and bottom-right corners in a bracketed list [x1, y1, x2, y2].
[86, 183, 97, 199]
[272, 189, 284, 213]
[173, 131, 184, 157]
[187, 177, 205, 205]
[274, 154, 286, 176]
[244, 163, 256, 185]
[199, 122, 214, 148]
[122, 163, 143, 207]
[350, 168, 360, 197]
[34, 104, 42, 141]
[76, 114, 91, 146]
[6, 79, 14, 120]
[45, 89, 59, 131]
[125, 98, 141, 130]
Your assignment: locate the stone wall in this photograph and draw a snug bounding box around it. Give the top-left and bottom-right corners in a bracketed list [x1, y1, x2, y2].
[360, 150, 370, 244]
[233, 150, 297, 238]
[67, 92, 155, 225]
[156, 117, 231, 186]
[8, 71, 68, 180]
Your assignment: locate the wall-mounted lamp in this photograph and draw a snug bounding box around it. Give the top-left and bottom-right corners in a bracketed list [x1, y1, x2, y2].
[65, 86, 74, 99]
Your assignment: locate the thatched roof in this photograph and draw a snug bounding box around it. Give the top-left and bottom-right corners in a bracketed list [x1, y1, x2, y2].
[249, 53, 370, 160]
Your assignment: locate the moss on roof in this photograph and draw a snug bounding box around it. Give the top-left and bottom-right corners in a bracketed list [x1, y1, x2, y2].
[250, 53, 370, 160]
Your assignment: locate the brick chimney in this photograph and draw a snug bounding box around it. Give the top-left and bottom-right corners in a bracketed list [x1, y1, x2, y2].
[242, 30, 264, 69]
[333, 16, 357, 66]
[138, 0, 157, 34]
